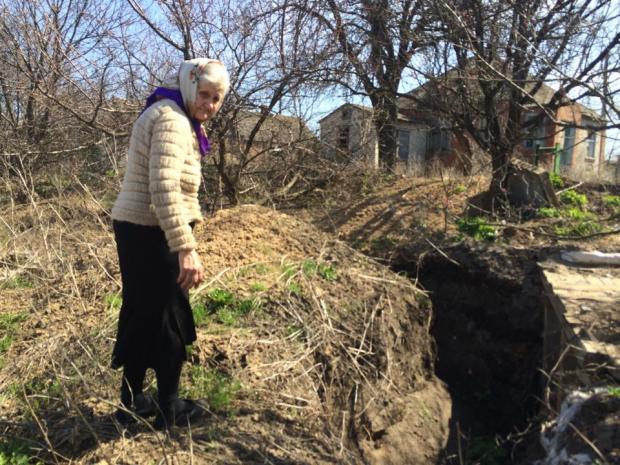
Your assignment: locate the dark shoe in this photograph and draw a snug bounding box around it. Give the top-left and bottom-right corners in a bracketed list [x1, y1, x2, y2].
[114, 393, 157, 425]
[153, 398, 207, 430]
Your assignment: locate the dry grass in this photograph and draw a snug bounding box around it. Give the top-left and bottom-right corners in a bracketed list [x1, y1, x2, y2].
[0, 175, 447, 464]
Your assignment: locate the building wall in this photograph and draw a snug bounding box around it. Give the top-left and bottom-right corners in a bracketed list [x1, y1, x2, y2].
[554, 105, 606, 181]
[518, 104, 606, 181]
[319, 105, 378, 167]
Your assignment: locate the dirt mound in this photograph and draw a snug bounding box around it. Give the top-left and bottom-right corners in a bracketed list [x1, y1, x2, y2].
[0, 200, 450, 464]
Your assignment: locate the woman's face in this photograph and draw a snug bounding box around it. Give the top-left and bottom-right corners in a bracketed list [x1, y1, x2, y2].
[189, 81, 225, 122]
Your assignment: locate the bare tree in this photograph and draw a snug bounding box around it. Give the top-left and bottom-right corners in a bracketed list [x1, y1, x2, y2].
[413, 0, 620, 198]
[127, 0, 329, 205]
[287, 0, 430, 169]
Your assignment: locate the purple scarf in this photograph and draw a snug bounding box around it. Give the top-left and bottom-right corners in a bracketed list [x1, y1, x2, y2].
[143, 87, 210, 157]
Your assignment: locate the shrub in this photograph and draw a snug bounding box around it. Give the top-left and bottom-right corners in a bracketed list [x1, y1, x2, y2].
[559, 190, 587, 208]
[549, 172, 564, 189]
[456, 217, 497, 241]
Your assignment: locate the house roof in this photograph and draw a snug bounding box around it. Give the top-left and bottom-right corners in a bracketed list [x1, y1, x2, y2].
[403, 63, 605, 122]
[317, 103, 373, 124]
[318, 102, 418, 125]
[232, 110, 315, 145]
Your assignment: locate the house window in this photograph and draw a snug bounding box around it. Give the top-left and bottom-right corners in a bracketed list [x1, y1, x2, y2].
[338, 126, 349, 151]
[523, 113, 546, 149]
[586, 129, 596, 160]
[428, 127, 450, 151]
[561, 126, 575, 166]
[398, 130, 410, 160]
[342, 108, 351, 120]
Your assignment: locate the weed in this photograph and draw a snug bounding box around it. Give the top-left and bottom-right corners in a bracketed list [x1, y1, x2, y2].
[603, 194, 620, 208]
[453, 184, 467, 194]
[0, 439, 42, 465]
[192, 303, 209, 327]
[0, 312, 27, 369]
[104, 293, 122, 311]
[559, 190, 587, 208]
[249, 282, 267, 292]
[207, 288, 234, 309]
[549, 172, 564, 189]
[302, 259, 318, 276]
[1, 275, 34, 290]
[554, 220, 603, 237]
[537, 207, 561, 218]
[465, 436, 508, 465]
[203, 289, 260, 326]
[281, 264, 297, 279]
[456, 217, 497, 241]
[183, 366, 241, 412]
[287, 282, 302, 295]
[216, 307, 238, 326]
[318, 264, 337, 281]
[564, 208, 595, 221]
[607, 386, 620, 398]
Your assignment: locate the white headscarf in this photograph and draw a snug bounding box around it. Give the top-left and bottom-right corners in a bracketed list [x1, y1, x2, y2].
[161, 58, 229, 110]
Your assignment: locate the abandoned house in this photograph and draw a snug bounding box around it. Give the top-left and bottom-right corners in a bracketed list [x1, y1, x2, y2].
[320, 87, 607, 181]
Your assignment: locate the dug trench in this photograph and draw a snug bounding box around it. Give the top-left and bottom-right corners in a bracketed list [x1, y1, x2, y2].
[391, 242, 549, 464]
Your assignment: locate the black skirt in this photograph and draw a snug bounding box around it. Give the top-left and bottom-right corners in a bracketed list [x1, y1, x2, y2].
[111, 220, 197, 370]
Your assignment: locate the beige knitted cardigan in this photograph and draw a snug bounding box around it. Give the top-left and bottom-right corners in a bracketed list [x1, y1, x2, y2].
[111, 100, 203, 252]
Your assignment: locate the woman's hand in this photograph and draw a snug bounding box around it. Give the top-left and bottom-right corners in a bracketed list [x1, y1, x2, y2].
[177, 249, 204, 291]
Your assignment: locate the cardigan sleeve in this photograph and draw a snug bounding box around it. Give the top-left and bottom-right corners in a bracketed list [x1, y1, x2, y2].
[148, 109, 197, 252]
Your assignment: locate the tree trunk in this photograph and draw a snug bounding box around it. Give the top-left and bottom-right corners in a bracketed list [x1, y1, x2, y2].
[489, 147, 510, 207]
[373, 99, 399, 169]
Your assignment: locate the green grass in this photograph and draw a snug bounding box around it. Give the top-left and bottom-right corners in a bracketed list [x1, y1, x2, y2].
[603, 194, 620, 208]
[563, 208, 595, 221]
[453, 184, 467, 194]
[183, 366, 241, 413]
[559, 190, 587, 208]
[301, 259, 318, 276]
[287, 282, 302, 295]
[301, 260, 337, 281]
[198, 289, 262, 327]
[280, 264, 297, 279]
[104, 293, 122, 311]
[554, 220, 603, 237]
[549, 172, 564, 189]
[249, 282, 267, 292]
[192, 303, 209, 327]
[0, 275, 34, 290]
[607, 386, 620, 398]
[207, 288, 234, 307]
[537, 207, 561, 218]
[456, 217, 497, 241]
[0, 439, 42, 465]
[0, 312, 28, 369]
[317, 264, 337, 281]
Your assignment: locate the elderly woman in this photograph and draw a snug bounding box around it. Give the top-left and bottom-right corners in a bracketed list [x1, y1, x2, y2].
[110, 58, 229, 429]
